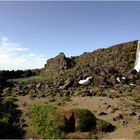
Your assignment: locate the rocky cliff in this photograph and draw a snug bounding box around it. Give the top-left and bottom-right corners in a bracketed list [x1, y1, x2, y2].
[41, 52, 75, 78]
[9, 40, 140, 100]
[41, 40, 138, 79]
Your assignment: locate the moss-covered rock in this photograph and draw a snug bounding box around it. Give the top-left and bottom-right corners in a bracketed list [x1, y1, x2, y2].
[96, 119, 115, 132]
[58, 108, 97, 132]
[76, 109, 96, 131]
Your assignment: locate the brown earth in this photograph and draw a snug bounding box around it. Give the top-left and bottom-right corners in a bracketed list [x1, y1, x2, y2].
[15, 95, 140, 139]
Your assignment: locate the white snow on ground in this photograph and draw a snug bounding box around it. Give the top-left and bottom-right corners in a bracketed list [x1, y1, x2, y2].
[78, 76, 92, 85]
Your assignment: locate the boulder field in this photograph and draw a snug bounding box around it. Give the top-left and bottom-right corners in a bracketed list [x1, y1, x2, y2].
[6, 40, 140, 100]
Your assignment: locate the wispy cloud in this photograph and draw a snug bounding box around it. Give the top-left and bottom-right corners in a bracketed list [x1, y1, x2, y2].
[0, 36, 46, 70]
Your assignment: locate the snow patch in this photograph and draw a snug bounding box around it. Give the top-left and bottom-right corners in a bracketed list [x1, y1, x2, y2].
[79, 76, 92, 85]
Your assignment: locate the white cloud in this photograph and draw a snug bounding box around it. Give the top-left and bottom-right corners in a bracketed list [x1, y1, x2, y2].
[0, 36, 46, 70]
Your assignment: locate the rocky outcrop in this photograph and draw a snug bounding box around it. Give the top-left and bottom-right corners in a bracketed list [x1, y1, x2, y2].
[58, 109, 96, 132]
[58, 109, 115, 133]
[76, 40, 138, 72]
[41, 52, 75, 78]
[3, 40, 140, 104]
[41, 40, 138, 80]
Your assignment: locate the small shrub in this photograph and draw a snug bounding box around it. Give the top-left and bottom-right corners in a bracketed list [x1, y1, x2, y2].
[76, 109, 96, 131]
[96, 119, 115, 132]
[20, 76, 52, 83]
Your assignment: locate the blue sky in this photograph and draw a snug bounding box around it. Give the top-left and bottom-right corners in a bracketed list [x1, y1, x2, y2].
[0, 1, 140, 70]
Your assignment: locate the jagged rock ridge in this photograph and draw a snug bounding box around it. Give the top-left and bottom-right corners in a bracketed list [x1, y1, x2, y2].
[41, 52, 75, 77]
[41, 40, 138, 78]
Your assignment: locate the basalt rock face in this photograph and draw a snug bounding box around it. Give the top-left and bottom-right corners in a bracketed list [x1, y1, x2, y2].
[41, 52, 75, 78]
[76, 40, 138, 72]
[41, 40, 138, 79]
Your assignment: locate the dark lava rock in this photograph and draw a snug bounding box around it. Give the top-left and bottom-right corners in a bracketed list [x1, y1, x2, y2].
[81, 90, 92, 97]
[130, 111, 137, 116]
[113, 114, 123, 121]
[65, 78, 74, 86]
[135, 79, 140, 85]
[127, 73, 137, 81]
[36, 83, 41, 89]
[94, 76, 105, 87]
[59, 78, 74, 90]
[99, 112, 108, 116]
[130, 69, 137, 74]
[108, 67, 119, 75]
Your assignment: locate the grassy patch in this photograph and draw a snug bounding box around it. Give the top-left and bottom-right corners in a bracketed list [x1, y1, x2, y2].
[28, 105, 63, 139]
[19, 76, 51, 83]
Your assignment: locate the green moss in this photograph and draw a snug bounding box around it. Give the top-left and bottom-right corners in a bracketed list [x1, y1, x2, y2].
[77, 61, 87, 68]
[96, 119, 115, 132]
[71, 109, 96, 132]
[19, 76, 48, 83]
